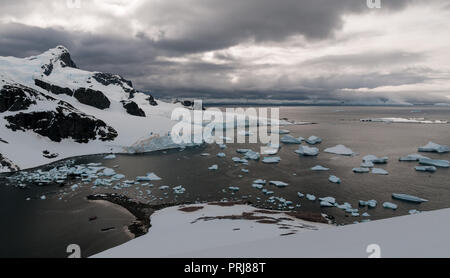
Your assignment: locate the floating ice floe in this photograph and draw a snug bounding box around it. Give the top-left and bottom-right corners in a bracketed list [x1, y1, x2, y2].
[383, 202, 398, 210]
[218, 144, 227, 149]
[253, 179, 266, 184]
[311, 165, 329, 171]
[262, 156, 281, 164]
[336, 202, 352, 210]
[319, 197, 336, 207]
[328, 175, 341, 184]
[409, 209, 421, 215]
[159, 185, 169, 190]
[269, 181, 289, 187]
[415, 166, 437, 173]
[353, 167, 370, 173]
[40, 195, 46, 200]
[360, 161, 374, 168]
[324, 145, 355, 156]
[228, 186, 240, 192]
[102, 168, 116, 176]
[241, 169, 249, 173]
[418, 142, 450, 153]
[361, 212, 370, 217]
[295, 146, 319, 156]
[399, 154, 429, 162]
[173, 185, 186, 194]
[103, 154, 116, 159]
[363, 155, 388, 164]
[136, 172, 162, 181]
[261, 142, 280, 155]
[392, 193, 428, 203]
[208, 164, 218, 171]
[244, 150, 260, 160]
[237, 149, 251, 154]
[418, 158, 449, 168]
[306, 194, 316, 201]
[297, 192, 304, 198]
[320, 201, 334, 207]
[200, 153, 210, 157]
[262, 189, 274, 195]
[280, 135, 303, 144]
[232, 157, 249, 164]
[359, 200, 377, 208]
[361, 118, 448, 124]
[252, 184, 264, 189]
[271, 129, 290, 135]
[306, 136, 322, 145]
[372, 168, 389, 175]
[216, 152, 226, 158]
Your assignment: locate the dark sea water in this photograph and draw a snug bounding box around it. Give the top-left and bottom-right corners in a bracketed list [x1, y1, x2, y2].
[1, 106, 449, 257]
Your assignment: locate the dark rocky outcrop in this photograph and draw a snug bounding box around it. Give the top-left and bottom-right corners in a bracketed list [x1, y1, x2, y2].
[73, 88, 110, 110]
[0, 85, 38, 112]
[34, 79, 73, 96]
[121, 100, 146, 117]
[42, 150, 59, 159]
[146, 95, 158, 106]
[92, 72, 136, 98]
[0, 153, 19, 172]
[5, 106, 118, 143]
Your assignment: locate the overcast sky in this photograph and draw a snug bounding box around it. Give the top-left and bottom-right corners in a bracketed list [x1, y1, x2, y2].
[1, 0, 450, 104]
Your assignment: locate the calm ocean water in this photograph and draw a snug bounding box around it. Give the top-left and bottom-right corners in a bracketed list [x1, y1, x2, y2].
[1, 106, 449, 257]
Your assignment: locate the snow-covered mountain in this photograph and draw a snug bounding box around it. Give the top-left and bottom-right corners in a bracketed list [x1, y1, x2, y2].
[0, 46, 183, 173]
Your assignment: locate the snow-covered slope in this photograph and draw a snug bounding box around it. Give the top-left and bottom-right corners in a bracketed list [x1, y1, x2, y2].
[0, 46, 182, 172]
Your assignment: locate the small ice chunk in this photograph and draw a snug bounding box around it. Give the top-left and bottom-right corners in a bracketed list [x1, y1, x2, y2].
[306, 194, 316, 201]
[40, 195, 46, 200]
[112, 174, 125, 180]
[241, 169, 249, 173]
[102, 168, 116, 176]
[359, 200, 377, 208]
[295, 146, 319, 156]
[272, 129, 290, 134]
[319, 197, 336, 204]
[252, 184, 264, 189]
[137, 172, 162, 181]
[306, 136, 322, 145]
[218, 144, 227, 149]
[337, 202, 352, 210]
[237, 149, 251, 154]
[415, 166, 437, 172]
[269, 181, 289, 187]
[363, 155, 388, 164]
[383, 202, 398, 210]
[409, 209, 421, 215]
[353, 167, 370, 173]
[232, 157, 249, 164]
[253, 179, 266, 184]
[216, 152, 226, 158]
[351, 212, 360, 217]
[159, 185, 169, 190]
[311, 165, 329, 171]
[297, 192, 304, 198]
[362, 212, 370, 217]
[208, 164, 219, 171]
[281, 135, 303, 144]
[418, 141, 450, 153]
[328, 175, 341, 184]
[70, 184, 79, 191]
[320, 201, 334, 207]
[244, 150, 260, 160]
[392, 193, 428, 203]
[372, 168, 389, 175]
[103, 154, 116, 159]
[360, 161, 374, 168]
[324, 145, 355, 156]
[228, 186, 240, 191]
[200, 153, 210, 156]
[399, 154, 429, 161]
[262, 156, 281, 164]
[418, 158, 449, 168]
[173, 185, 186, 194]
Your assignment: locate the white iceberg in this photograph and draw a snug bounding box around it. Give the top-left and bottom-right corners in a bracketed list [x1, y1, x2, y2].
[306, 136, 322, 145]
[392, 193, 428, 203]
[399, 154, 429, 162]
[237, 149, 251, 154]
[362, 212, 370, 217]
[306, 194, 316, 201]
[319, 197, 336, 204]
[353, 167, 370, 173]
[328, 175, 341, 184]
[159, 185, 169, 190]
[383, 202, 398, 210]
[262, 156, 281, 164]
[103, 154, 116, 159]
[311, 165, 329, 171]
[372, 168, 389, 175]
[418, 158, 449, 168]
[280, 135, 303, 144]
[137, 172, 162, 181]
[415, 166, 437, 173]
[295, 146, 319, 156]
[269, 181, 289, 187]
[418, 142, 450, 153]
[244, 150, 260, 160]
[208, 164, 218, 171]
[216, 152, 226, 158]
[324, 145, 355, 156]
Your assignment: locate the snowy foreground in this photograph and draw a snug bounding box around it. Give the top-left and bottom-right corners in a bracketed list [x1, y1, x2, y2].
[93, 204, 450, 258]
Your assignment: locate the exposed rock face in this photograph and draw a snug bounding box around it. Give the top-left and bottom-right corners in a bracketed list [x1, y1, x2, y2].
[146, 95, 158, 106]
[39, 46, 77, 76]
[121, 100, 146, 117]
[5, 108, 117, 143]
[34, 79, 73, 96]
[73, 88, 111, 109]
[92, 72, 136, 98]
[0, 85, 38, 112]
[0, 153, 20, 172]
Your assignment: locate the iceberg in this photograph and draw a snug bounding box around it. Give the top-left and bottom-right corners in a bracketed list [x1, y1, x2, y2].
[244, 150, 260, 160]
[324, 145, 355, 156]
[371, 168, 389, 175]
[136, 172, 162, 181]
[216, 152, 226, 158]
[252, 184, 264, 189]
[295, 146, 319, 156]
[418, 141, 450, 153]
[353, 167, 370, 173]
[362, 212, 370, 217]
[399, 154, 429, 162]
[280, 135, 303, 144]
[415, 166, 437, 173]
[208, 164, 218, 171]
[319, 197, 336, 204]
[418, 158, 449, 168]
[269, 181, 289, 187]
[102, 168, 116, 176]
[253, 179, 266, 184]
[383, 202, 398, 210]
[306, 136, 322, 145]
[328, 175, 341, 184]
[103, 154, 116, 159]
[320, 201, 334, 207]
[360, 161, 374, 168]
[311, 165, 329, 171]
[297, 192, 304, 198]
[359, 200, 377, 208]
[262, 156, 281, 164]
[392, 193, 428, 203]
[232, 157, 249, 164]
[306, 194, 316, 201]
